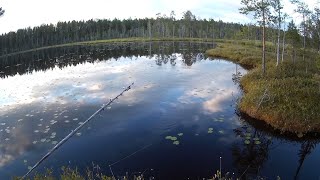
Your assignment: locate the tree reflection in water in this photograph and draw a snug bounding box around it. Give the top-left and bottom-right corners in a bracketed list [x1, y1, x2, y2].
[232, 121, 272, 179]
[233, 114, 320, 179]
[0, 41, 213, 78]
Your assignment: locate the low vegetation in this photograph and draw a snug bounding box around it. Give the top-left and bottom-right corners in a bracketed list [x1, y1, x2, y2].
[15, 167, 254, 180]
[206, 40, 320, 134]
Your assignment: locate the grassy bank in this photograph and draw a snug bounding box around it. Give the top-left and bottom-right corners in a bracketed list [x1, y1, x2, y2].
[15, 167, 239, 180]
[0, 37, 214, 58]
[206, 40, 320, 134]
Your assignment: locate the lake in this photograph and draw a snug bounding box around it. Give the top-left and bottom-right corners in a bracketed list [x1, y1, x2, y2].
[0, 42, 319, 179]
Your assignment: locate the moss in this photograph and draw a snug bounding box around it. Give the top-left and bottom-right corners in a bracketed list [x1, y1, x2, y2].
[206, 40, 320, 133]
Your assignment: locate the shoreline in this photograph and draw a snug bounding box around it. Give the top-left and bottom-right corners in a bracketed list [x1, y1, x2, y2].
[206, 40, 320, 135]
[0, 37, 216, 58]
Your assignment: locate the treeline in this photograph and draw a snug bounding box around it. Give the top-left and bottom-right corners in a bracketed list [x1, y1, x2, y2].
[0, 11, 251, 56]
[0, 9, 318, 57]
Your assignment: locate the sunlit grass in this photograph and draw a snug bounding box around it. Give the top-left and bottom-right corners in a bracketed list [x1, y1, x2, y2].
[206, 40, 320, 134]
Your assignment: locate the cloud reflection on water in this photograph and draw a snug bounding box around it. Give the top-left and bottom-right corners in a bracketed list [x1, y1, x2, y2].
[0, 45, 247, 178]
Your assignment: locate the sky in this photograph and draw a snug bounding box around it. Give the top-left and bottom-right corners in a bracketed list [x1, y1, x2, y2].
[0, 0, 319, 34]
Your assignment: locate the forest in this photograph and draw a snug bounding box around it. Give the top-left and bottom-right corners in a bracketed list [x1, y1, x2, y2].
[0, 8, 318, 57]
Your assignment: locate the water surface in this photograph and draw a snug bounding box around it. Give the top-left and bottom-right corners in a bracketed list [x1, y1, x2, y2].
[0, 42, 319, 179]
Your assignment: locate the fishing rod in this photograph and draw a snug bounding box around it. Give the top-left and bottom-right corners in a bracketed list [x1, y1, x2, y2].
[22, 82, 134, 179]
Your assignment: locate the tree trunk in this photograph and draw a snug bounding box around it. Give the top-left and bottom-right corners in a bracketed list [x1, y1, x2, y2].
[276, 11, 281, 66]
[281, 22, 286, 62]
[262, 4, 266, 75]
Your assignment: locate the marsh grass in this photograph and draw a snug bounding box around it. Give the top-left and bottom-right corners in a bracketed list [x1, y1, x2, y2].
[206, 40, 320, 134]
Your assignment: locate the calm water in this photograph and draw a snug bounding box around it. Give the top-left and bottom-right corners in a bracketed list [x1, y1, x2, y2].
[0, 42, 320, 179]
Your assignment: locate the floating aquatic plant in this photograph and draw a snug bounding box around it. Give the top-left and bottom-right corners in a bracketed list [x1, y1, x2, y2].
[208, 130, 213, 134]
[52, 141, 58, 145]
[244, 140, 250, 145]
[254, 140, 261, 145]
[165, 136, 172, 140]
[208, 128, 213, 131]
[171, 136, 177, 141]
[76, 132, 82, 136]
[178, 133, 183, 136]
[173, 141, 180, 145]
[253, 137, 259, 141]
[218, 130, 224, 134]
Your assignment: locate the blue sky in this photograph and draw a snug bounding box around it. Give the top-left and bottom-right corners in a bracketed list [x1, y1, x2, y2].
[0, 0, 318, 34]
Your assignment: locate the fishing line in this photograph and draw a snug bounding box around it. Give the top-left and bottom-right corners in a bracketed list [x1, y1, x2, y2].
[22, 82, 134, 179]
[108, 143, 153, 179]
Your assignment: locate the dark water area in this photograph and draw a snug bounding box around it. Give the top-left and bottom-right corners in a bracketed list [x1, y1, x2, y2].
[0, 42, 319, 180]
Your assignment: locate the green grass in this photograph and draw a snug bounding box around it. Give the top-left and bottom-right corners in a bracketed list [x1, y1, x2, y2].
[13, 167, 113, 180]
[206, 40, 320, 134]
[14, 167, 244, 180]
[0, 37, 215, 58]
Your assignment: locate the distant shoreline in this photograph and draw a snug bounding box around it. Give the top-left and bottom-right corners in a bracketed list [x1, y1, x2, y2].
[0, 37, 216, 58]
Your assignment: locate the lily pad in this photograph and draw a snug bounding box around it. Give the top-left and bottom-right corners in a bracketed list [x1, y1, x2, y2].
[254, 140, 261, 145]
[173, 141, 180, 145]
[208, 130, 213, 134]
[218, 130, 224, 134]
[208, 128, 213, 131]
[171, 136, 177, 141]
[253, 137, 260, 141]
[165, 136, 172, 140]
[177, 133, 183, 136]
[244, 140, 250, 145]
